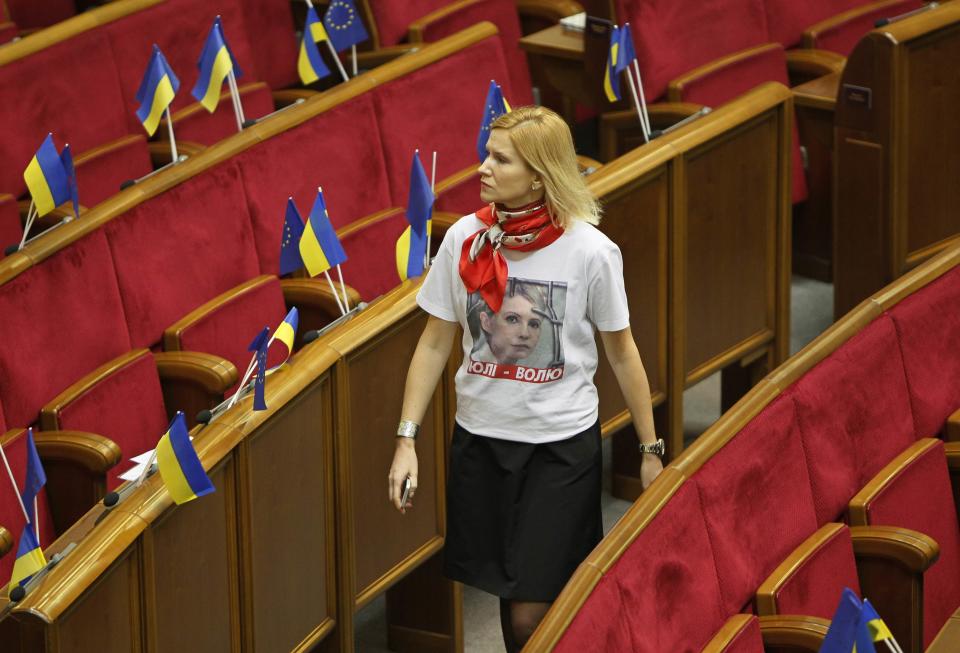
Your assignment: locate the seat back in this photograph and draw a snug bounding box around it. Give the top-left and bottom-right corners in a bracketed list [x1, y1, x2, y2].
[0, 194, 21, 255]
[763, 0, 861, 48]
[364, 0, 449, 47]
[337, 208, 408, 301]
[0, 20, 17, 44]
[169, 82, 275, 147]
[236, 0, 298, 89]
[809, 0, 926, 56]
[5, 0, 75, 29]
[39, 350, 169, 491]
[849, 438, 960, 647]
[0, 428, 56, 587]
[73, 135, 154, 208]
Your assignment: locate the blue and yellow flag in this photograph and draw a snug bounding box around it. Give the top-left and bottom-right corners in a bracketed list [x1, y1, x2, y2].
[861, 599, 895, 645]
[268, 307, 299, 373]
[603, 25, 622, 102]
[9, 522, 45, 591]
[819, 587, 863, 653]
[298, 6, 331, 85]
[279, 198, 306, 275]
[156, 412, 215, 505]
[617, 24, 637, 81]
[299, 189, 347, 277]
[136, 44, 180, 136]
[191, 16, 242, 113]
[323, 0, 369, 52]
[20, 428, 46, 526]
[59, 145, 79, 220]
[247, 327, 270, 411]
[477, 80, 511, 162]
[396, 151, 434, 281]
[23, 134, 71, 217]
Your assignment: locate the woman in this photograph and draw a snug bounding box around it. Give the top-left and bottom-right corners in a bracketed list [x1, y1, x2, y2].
[388, 106, 663, 651]
[472, 280, 548, 365]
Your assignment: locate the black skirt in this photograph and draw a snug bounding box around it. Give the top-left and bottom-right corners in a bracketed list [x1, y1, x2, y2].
[442, 420, 603, 602]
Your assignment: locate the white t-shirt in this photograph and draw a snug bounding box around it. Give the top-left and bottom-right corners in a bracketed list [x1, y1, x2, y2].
[417, 213, 630, 443]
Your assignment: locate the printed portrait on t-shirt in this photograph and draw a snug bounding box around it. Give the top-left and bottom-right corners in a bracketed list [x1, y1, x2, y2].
[465, 277, 566, 383]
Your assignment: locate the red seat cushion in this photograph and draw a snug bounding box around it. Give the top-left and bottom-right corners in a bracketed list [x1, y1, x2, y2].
[787, 315, 916, 525]
[74, 135, 153, 208]
[0, 429, 56, 587]
[103, 160, 261, 349]
[889, 266, 960, 437]
[338, 208, 407, 301]
[436, 171, 483, 218]
[0, 231, 132, 427]
[692, 394, 819, 614]
[763, 0, 862, 48]
[171, 82, 275, 146]
[365, 0, 449, 47]
[551, 573, 634, 652]
[237, 0, 299, 89]
[5, 0, 74, 29]
[811, 0, 925, 56]
[857, 440, 960, 646]
[53, 351, 169, 491]
[0, 194, 22, 255]
[0, 21, 18, 44]
[236, 94, 393, 275]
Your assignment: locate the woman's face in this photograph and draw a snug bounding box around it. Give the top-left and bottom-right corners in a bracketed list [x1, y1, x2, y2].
[478, 128, 544, 208]
[479, 293, 542, 364]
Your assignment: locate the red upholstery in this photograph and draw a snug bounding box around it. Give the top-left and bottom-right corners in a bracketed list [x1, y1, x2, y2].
[615, 0, 771, 101]
[74, 135, 154, 208]
[171, 83, 275, 146]
[556, 482, 726, 652]
[5, 0, 74, 29]
[811, 0, 925, 56]
[365, 0, 449, 46]
[672, 44, 807, 204]
[236, 94, 393, 275]
[237, 0, 298, 89]
[763, 0, 861, 48]
[857, 440, 960, 646]
[53, 351, 169, 491]
[436, 172, 483, 217]
[0, 20, 18, 43]
[173, 277, 289, 380]
[413, 0, 533, 104]
[103, 160, 260, 349]
[0, 231, 132, 427]
[0, 30, 130, 196]
[889, 267, 960, 437]
[372, 35, 513, 206]
[338, 209, 408, 301]
[692, 395, 819, 614]
[766, 524, 861, 619]
[0, 194, 22, 254]
[787, 315, 916, 525]
[0, 429, 56, 587]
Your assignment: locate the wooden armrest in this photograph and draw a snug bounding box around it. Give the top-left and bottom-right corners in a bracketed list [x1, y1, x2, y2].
[147, 140, 205, 166]
[947, 442, 960, 522]
[280, 277, 362, 338]
[758, 615, 830, 651]
[785, 49, 847, 80]
[802, 0, 913, 50]
[273, 89, 318, 108]
[409, 0, 482, 41]
[851, 525, 939, 573]
[946, 407, 960, 441]
[598, 102, 706, 161]
[154, 351, 237, 426]
[516, 0, 584, 22]
[668, 43, 783, 102]
[33, 430, 121, 474]
[0, 526, 12, 559]
[576, 154, 602, 174]
[354, 44, 419, 69]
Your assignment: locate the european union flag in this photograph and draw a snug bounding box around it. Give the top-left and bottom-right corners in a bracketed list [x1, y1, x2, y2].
[298, 6, 331, 85]
[248, 326, 270, 411]
[861, 599, 895, 649]
[280, 198, 306, 275]
[136, 44, 180, 136]
[20, 428, 46, 526]
[59, 144, 79, 221]
[299, 189, 347, 277]
[603, 25, 621, 102]
[617, 24, 637, 78]
[191, 16, 242, 113]
[820, 587, 863, 653]
[155, 412, 215, 505]
[477, 80, 510, 162]
[323, 0, 369, 52]
[23, 134, 71, 217]
[396, 151, 434, 281]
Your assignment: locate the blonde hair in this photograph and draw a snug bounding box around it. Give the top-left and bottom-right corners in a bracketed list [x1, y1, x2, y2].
[491, 106, 600, 228]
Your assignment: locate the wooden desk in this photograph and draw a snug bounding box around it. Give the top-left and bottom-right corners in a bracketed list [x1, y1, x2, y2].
[927, 607, 960, 653]
[793, 72, 839, 111]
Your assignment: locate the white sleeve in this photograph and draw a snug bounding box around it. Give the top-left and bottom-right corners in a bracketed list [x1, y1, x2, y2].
[416, 225, 459, 322]
[586, 239, 630, 331]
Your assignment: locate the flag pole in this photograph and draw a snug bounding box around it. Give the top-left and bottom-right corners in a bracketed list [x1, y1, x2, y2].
[426, 150, 436, 268]
[0, 438, 31, 523]
[325, 39, 349, 82]
[228, 353, 261, 408]
[351, 44, 358, 76]
[623, 66, 649, 143]
[164, 107, 179, 164]
[324, 270, 347, 315]
[134, 448, 158, 487]
[34, 496, 39, 541]
[18, 201, 37, 251]
[630, 60, 651, 138]
[226, 69, 245, 132]
[335, 264, 350, 310]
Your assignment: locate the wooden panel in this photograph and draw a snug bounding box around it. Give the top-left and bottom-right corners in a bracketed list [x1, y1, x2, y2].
[682, 114, 779, 378]
[56, 547, 143, 653]
[344, 311, 443, 600]
[243, 377, 335, 653]
[595, 166, 669, 431]
[144, 460, 238, 653]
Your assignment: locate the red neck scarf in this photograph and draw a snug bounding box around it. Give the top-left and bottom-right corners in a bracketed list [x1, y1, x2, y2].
[458, 201, 564, 313]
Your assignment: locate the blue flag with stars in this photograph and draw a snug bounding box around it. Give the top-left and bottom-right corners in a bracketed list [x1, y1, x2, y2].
[280, 198, 306, 275]
[248, 326, 269, 411]
[323, 0, 369, 52]
[477, 80, 510, 162]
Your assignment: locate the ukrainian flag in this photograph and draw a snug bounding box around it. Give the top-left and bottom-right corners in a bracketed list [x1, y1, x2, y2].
[299, 189, 347, 277]
[23, 134, 71, 217]
[156, 412, 214, 505]
[617, 24, 638, 80]
[603, 25, 621, 102]
[136, 45, 180, 136]
[267, 307, 299, 373]
[191, 17, 242, 113]
[862, 598, 895, 643]
[9, 522, 46, 591]
[396, 151, 434, 281]
[298, 6, 331, 85]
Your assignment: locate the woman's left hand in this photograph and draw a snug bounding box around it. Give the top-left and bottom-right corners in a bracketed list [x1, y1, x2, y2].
[640, 453, 663, 490]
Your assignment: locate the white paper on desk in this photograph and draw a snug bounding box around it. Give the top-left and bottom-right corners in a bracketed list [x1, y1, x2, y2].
[119, 460, 150, 482]
[130, 449, 155, 464]
[559, 12, 586, 31]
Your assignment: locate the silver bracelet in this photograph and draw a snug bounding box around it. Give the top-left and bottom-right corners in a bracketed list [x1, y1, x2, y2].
[396, 420, 420, 440]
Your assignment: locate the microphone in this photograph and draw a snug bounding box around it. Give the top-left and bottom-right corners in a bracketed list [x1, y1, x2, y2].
[5, 542, 78, 604]
[119, 155, 187, 191]
[241, 98, 306, 129]
[4, 243, 20, 256]
[196, 408, 213, 424]
[301, 302, 368, 345]
[876, 1, 938, 27]
[302, 330, 321, 345]
[650, 107, 712, 139]
[93, 466, 156, 525]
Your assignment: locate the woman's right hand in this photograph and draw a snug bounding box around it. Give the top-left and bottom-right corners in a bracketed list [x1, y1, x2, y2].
[388, 439, 418, 514]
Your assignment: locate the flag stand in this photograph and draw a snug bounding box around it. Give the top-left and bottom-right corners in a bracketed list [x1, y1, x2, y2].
[134, 449, 158, 487]
[624, 69, 649, 143]
[0, 438, 31, 523]
[335, 263, 350, 310]
[351, 44, 358, 76]
[324, 270, 347, 315]
[17, 201, 37, 252]
[325, 39, 349, 82]
[226, 69, 246, 132]
[426, 150, 436, 268]
[228, 350, 263, 409]
[630, 58, 651, 137]
[164, 107, 179, 164]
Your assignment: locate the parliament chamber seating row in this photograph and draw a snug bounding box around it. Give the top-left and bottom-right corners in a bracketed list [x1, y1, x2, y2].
[524, 244, 960, 652]
[0, 71, 798, 650]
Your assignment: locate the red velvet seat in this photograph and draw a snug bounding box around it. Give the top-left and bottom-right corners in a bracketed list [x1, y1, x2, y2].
[806, 0, 926, 56]
[0, 20, 17, 43]
[700, 615, 765, 653]
[337, 208, 408, 301]
[0, 428, 57, 587]
[849, 438, 960, 647]
[763, 0, 863, 48]
[73, 134, 154, 208]
[5, 0, 74, 30]
[236, 0, 299, 89]
[0, 193, 22, 254]
[165, 82, 275, 147]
